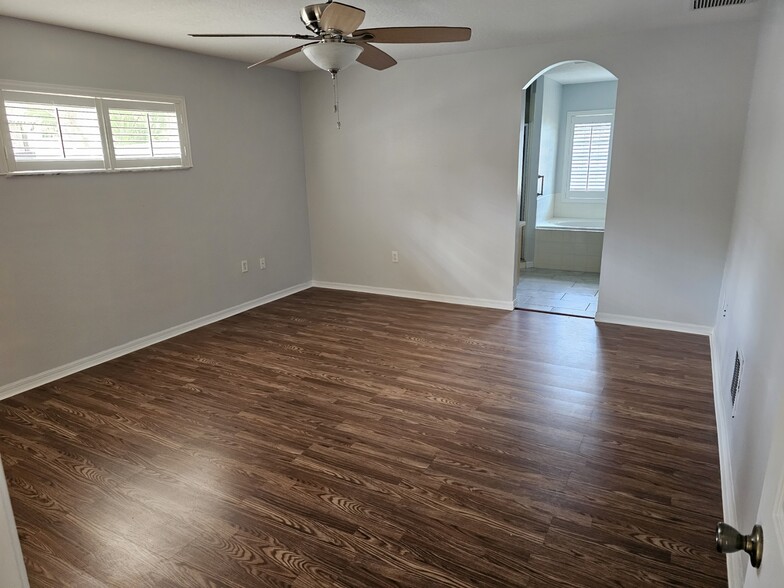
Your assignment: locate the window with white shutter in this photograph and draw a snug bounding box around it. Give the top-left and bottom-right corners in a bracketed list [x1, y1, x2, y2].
[563, 110, 614, 201]
[0, 81, 191, 175]
[1, 91, 105, 173]
[104, 99, 184, 169]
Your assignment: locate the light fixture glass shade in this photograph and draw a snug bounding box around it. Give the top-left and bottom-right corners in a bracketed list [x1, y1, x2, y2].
[303, 42, 363, 73]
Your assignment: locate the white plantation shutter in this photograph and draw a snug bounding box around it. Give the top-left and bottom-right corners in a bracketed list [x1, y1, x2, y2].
[105, 100, 183, 167]
[565, 111, 614, 199]
[569, 121, 612, 192]
[1, 90, 105, 172]
[0, 81, 191, 175]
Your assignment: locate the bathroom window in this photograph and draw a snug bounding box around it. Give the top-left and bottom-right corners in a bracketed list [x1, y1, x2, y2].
[0, 80, 192, 175]
[563, 110, 614, 201]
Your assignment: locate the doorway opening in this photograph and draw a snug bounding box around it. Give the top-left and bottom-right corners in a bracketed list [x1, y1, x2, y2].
[515, 61, 618, 318]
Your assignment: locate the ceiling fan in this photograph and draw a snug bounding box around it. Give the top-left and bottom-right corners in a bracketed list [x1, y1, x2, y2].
[189, 1, 472, 74]
[190, 1, 471, 128]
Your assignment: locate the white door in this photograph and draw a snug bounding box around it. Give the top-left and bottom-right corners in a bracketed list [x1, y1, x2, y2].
[0, 457, 29, 588]
[743, 398, 784, 587]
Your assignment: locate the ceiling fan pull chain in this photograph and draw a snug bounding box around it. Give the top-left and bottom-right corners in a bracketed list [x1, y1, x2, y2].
[332, 71, 341, 130]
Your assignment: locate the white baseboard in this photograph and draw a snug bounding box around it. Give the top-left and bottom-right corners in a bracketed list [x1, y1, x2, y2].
[710, 333, 742, 588]
[594, 312, 713, 336]
[311, 281, 514, 311]
[0, 282, 312, 402]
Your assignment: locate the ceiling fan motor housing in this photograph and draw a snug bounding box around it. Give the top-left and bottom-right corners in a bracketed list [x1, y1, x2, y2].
[301, 3, 330, 33]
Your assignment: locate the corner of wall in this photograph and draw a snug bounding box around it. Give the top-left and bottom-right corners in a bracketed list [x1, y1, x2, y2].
[0, 282, 313, 402]
[594, 313, 713, 335]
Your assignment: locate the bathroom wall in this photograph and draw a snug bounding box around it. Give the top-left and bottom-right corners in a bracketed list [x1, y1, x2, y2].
[534, 79, 617, 272]
[554, 80, 618, 219]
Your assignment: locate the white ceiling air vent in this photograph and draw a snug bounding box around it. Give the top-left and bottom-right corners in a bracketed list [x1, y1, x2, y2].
[692, 0, 754, 9]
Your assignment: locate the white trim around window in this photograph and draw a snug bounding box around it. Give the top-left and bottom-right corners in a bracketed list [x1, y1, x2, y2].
[0, 80, 192, 176]
[562, 109, 614, 202]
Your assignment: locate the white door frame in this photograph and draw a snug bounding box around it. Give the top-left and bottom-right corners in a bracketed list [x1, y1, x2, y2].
[0, 457, 29, 588]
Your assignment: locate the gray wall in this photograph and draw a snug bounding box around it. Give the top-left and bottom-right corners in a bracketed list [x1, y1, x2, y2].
[712, 0, 784, 584]
[0, 17, 312, 389]
[302, 21, 759, 324]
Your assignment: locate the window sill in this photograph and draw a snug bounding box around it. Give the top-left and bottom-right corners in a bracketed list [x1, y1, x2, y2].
[2, 165, 193, 178]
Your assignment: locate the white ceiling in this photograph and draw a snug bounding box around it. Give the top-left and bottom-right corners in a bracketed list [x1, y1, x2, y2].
[0, 0, 760, 72]
[544, 62, 618, 85]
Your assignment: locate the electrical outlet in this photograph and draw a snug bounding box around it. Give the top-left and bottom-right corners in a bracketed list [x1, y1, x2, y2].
[259, 257, 266, 270]
[391, 250, 399, 263]
[241, 260, 249, 273]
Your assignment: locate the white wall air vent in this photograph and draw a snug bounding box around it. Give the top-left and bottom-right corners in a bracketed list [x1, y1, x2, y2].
[693, 0, 754, 9]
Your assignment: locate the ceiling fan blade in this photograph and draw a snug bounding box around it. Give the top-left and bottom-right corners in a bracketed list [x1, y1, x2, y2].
[319, 2, 366, 34]
[247, 43, 317, 69]
[190, 33, 316, 39]
[353, 27, 472, 44]
[355, 42, 397, 71]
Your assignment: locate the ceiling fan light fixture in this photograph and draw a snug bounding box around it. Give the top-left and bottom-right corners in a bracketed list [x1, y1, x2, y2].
[303, 41, 363, 73]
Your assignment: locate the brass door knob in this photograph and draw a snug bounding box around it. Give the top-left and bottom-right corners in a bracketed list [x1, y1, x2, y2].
[716, 522, 763, 568]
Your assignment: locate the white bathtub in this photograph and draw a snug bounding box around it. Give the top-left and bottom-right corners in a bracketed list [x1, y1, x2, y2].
[533, 218, 605, 272]
[536, 217, 605, 232]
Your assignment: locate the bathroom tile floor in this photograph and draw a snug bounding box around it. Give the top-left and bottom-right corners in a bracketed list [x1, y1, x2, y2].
[516, 268, 600, 318]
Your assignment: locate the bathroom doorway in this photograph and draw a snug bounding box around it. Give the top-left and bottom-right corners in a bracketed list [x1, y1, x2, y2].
[516, 61, 618, 318]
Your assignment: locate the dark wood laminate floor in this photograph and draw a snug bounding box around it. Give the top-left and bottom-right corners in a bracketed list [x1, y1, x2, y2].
[0, 288, 725, 587]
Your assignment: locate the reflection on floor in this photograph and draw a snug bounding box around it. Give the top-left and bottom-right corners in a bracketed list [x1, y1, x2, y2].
[516, 268, 599, 318]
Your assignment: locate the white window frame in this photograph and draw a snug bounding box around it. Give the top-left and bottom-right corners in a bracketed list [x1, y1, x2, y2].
[0, 80, 192, 176]
[561, 109, 614, 202]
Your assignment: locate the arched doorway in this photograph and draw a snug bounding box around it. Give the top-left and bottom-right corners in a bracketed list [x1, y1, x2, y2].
[515, 60, 618, 318]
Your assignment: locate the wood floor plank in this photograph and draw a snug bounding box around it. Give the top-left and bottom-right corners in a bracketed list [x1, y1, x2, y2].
[0, 288, 725, 586]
